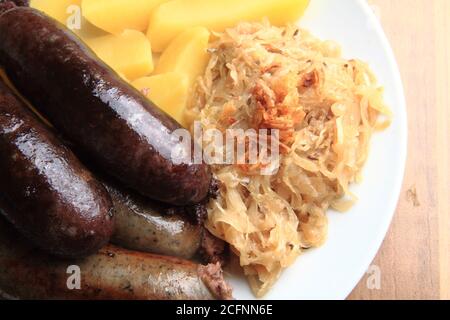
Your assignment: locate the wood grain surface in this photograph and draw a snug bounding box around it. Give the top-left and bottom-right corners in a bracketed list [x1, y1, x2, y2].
[349, 0, 449, 300]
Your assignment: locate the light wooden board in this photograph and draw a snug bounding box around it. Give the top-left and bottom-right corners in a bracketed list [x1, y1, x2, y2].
[349, 0, 449, 300]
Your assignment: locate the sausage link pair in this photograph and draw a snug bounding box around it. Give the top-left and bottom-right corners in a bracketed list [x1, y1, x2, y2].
[0, 217, 233, 300]
[0, 3, 211, 206]
[0, 77, 114, 258]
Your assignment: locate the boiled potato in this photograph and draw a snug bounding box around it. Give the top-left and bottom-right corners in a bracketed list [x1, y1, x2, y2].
[147, 0, 310, 52]
[132, 73, 190, 127]
[82, 0, 168, 34]
[31, 0, 81, 25]
[84, 30, 153, 80]
[74, 18, 108, 39]
[154, 27, 210, 87]
[30, 0, 105, 38]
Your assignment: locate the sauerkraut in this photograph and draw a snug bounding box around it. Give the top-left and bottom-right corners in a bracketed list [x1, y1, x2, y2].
[185, 21, 391, 297]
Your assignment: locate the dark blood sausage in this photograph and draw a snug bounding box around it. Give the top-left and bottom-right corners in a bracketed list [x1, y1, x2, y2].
[105, 181, 203, 259]
[0, 4, 211, 206]
[5, 0, 29, 6]
[0, 217, 233, 300]
[0, 78, 114, 258]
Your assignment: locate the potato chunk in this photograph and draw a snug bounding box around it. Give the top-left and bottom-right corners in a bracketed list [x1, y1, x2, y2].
[84, 30, 153, 80]
[82, 0, 168, 34]
[132, 73, 190, 127]
[147, 0, 310, 52]
[154, 27, 210, 87]
[31, 0, 80, 25]
[31, 0, 105, 38]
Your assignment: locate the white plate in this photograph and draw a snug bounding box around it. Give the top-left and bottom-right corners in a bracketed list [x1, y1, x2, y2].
[229, 0, 408, 300]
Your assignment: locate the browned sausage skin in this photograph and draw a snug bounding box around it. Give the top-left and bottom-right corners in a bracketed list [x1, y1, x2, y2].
[0, 217, 233, 300]
[0, 78, 114, 258]
[0, 4, 211, 206]
[105, 181, 203, 260]
[102, 177, 228, 263]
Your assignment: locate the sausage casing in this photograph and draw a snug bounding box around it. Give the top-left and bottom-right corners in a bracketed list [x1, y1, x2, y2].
[0, 77, 114, 258]
[0, 217, 232, 300]
[0, 5, 211, 206]
[105, 182, 203, 260]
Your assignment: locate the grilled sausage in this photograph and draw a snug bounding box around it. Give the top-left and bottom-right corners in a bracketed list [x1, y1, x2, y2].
[105, 182, 203, 259]
[0, 3, 211, 206]
[0, 77, 114, 258]
[0, 217, 233, 300]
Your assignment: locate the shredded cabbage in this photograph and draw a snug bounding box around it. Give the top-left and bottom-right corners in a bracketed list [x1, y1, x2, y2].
[186, 21, 391, 297]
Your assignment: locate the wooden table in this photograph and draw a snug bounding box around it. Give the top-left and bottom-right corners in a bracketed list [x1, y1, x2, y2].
[349, 0, 449, 300]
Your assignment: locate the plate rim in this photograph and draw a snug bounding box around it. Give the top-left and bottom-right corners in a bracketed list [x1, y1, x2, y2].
[337, 0, 408, 300]
[229, 0, 409, 300]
